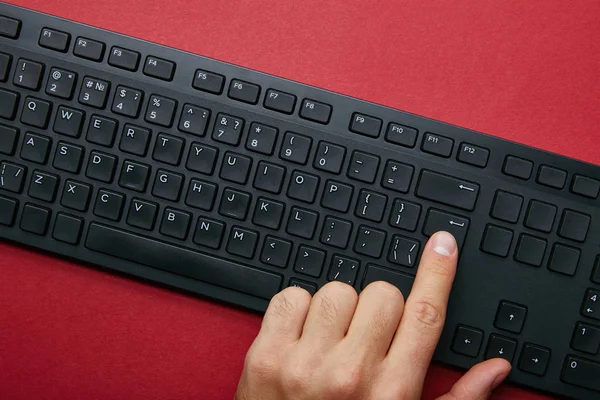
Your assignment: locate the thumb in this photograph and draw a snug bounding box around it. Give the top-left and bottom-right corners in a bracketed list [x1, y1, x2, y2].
[437, 358, 512, 400]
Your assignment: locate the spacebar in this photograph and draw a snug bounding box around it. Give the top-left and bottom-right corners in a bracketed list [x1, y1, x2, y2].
[85, 223, 282, 300]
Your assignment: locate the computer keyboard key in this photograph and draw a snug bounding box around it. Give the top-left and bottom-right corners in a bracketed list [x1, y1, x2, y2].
[39, 28, 70, 52]
[422, 132, 454, 157]
[481, 225, 513, 258]
[228, 79, 261, 104]
[264, 89, 296, 114]
[0, 52, 11, 82]
[193, 217, 225, 249]
[389, 199, 421, 232]
[112, 86, 143, 118]
[14, 59, 44, 90]
[361, 264, 414, 297]
[93, 190, 124, 221]
[252, 198, 284, 229]
[289, 279, 317, 295]
[186, 143, 218, 175]
[120, 125, 151, 156]
[457, 142, 490, 168]
[0, 162, 26, 193]
[321, 180, 353, 213]
[159, 208, 191, 240]
[143, 56, 175, 81]
[219, 188, 251, 220]
[286, 207, 318, 239]
[515, 234, 547, 267]
[60, 180, 91, 211]
[0, 89, 19, 120]
[524, 200, 556, 233]
[220, 153, 251, 184]
[87, 115, 117, 147]
[381, 160, 414, 193]
[561, 356, 600, 392]
[227, 227, 259, 258]
[558, 210, 590, 242]
[79, 77, 110, 108]
[350, 113, 382, 138]
[314, 141, 345, 174]
[354, 226, 386, 258]
[54, 106, 84, 137]
[320, 217, 352, 249]
[152, 169, 183, 201]
[571, 322, 600, 355]
[73, 37, 104, 61]
[21, 97, 52, 128]
[385, 123, 418, 148]
[213, 113, 244, 145]
[503, 156, 533, 180]
[423, 209, 469, 248]
[253, 162, 285, 194]
[299, 98, 332, 124]
[452, 325, 483, 358]
[485, 334, 517, 363]
[329, 255, 360, 285]
[179, 104, 210, 137]
[108, 47, 140, 71]
[245, 122, 278, 155]
[288, 171, 319, 203]
[86, 223, 282, 300]
[571, 174, 600, 199]
[294, 246, 326, 277]
[581, 289, 600, 320]
[388, 236, 420, 268]
[86, 152, 116, 183]
[20, 133, 50, 164]
[46, 68, 77, 99]
[348, 151, 380, 183]
[192, 69, 224, 94]
[355, 189, 387, 222]
[0, 124, 18, 155]
[495, 301, 527, 334]
[261, 236, 292, 268]
[491, 190, 523, 224]
[548, 244, 580, 276]
[185, 179, 216, 211]
[126, 199, 157, 230]
[145, 95, 176, 127]
[0, 15, 20, 38]
[519, 344, 551, 376]
[593, 257, 600, 285]
[20, 203, 50, 235]
[417, 170, 479, 211]
[537, 165, 567, 189]
[28, 171, 58, 202]
[280, 132, 312, 165]
[153, 133, 184, 166]
[52, 213, 82, 245]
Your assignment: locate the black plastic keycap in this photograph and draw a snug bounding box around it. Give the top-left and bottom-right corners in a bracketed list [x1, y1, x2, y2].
[0, 15, 20, 38]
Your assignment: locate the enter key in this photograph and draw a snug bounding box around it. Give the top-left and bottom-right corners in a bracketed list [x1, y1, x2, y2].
[423, 208, 470, 248]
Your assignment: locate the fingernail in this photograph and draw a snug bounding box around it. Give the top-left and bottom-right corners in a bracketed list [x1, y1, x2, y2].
[432, 231, 457, 256]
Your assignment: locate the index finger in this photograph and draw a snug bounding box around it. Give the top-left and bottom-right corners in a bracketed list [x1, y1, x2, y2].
[384, 231, 458, 384]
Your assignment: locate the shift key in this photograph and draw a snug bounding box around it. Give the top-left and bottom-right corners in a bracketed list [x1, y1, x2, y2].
[416, 170, 480, 211]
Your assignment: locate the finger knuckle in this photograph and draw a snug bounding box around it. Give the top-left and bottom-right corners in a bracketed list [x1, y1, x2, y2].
[364, 281, 405, 304]
[267, 287, 311, 321]
[244, 351, 279, 383]
[325, 366, 363, 398]
[281, 361, 312, 394]
[409, 298, 445, 329]
[315, 282, 357, 324]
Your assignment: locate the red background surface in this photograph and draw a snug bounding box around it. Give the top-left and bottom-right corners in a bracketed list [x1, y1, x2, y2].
[1, 0, 599, 399]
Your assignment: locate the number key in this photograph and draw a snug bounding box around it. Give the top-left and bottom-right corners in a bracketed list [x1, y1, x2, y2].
[279, 132, 312, 165]
[212, 113, 244, 145]
[246, 122, 278, 155]
[13, 58, 44, 90]
[314, 141, 346, 174]
[112, 85, 143, 118]
[179, 104, 210, 136]
[144, 94, 177, 127]
[582, 289, 600, 320]
[46, 68, 77, 99]
[571, 322, 600, 354]
[79, 76, 110, 109]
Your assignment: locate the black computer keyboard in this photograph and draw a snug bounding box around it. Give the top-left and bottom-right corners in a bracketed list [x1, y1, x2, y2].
[1, 3, 599, 399]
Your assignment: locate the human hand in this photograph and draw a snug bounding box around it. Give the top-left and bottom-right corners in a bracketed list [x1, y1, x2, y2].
[235, 231, 511, 400]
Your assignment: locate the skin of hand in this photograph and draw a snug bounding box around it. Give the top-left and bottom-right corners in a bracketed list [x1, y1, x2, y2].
[234, 231, 512, 400]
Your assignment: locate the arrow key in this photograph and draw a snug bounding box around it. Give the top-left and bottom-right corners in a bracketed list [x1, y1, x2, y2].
[518, 344, 551, 376]
[581, 288, 600, 321]
[452, 325, 483, 357]
[495, 301, 527, 333]
[485, 334, 517, 363]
